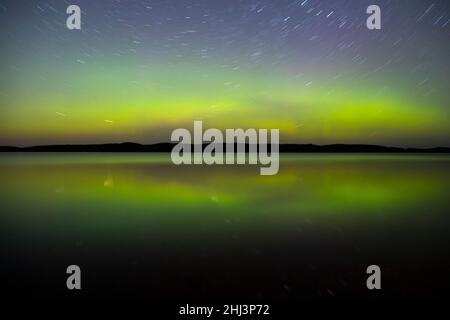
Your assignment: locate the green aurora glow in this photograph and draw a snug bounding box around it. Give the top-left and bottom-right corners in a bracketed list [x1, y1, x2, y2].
[0, 0, 449, 147]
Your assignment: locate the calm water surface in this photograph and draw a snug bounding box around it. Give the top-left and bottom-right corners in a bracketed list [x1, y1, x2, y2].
[1, 153, 449, 300]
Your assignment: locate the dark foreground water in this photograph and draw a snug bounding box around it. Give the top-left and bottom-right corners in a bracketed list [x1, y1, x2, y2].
[1, 153, 449, 300]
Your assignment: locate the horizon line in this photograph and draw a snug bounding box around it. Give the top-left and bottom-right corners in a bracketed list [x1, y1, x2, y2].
[1, 142, 449, 152]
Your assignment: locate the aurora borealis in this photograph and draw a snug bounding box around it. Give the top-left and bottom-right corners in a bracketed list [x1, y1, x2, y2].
[2, 1, 450, 303]
[0, 0, 449, 147]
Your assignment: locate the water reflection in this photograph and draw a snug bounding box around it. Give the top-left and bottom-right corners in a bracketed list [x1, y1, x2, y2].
[1, 153, 449, 299]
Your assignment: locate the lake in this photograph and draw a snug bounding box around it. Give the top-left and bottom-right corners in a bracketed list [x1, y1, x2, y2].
[1, 153, 449, 300]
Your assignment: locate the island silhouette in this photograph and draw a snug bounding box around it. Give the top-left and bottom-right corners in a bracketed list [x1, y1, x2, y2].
[0, 142, 449, 153]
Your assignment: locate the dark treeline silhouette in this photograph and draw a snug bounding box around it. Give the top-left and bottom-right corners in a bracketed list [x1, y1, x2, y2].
[0, 142, 449, 153]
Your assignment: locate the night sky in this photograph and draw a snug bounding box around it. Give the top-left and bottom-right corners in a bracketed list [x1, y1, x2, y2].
[0, 0, 449, 147]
